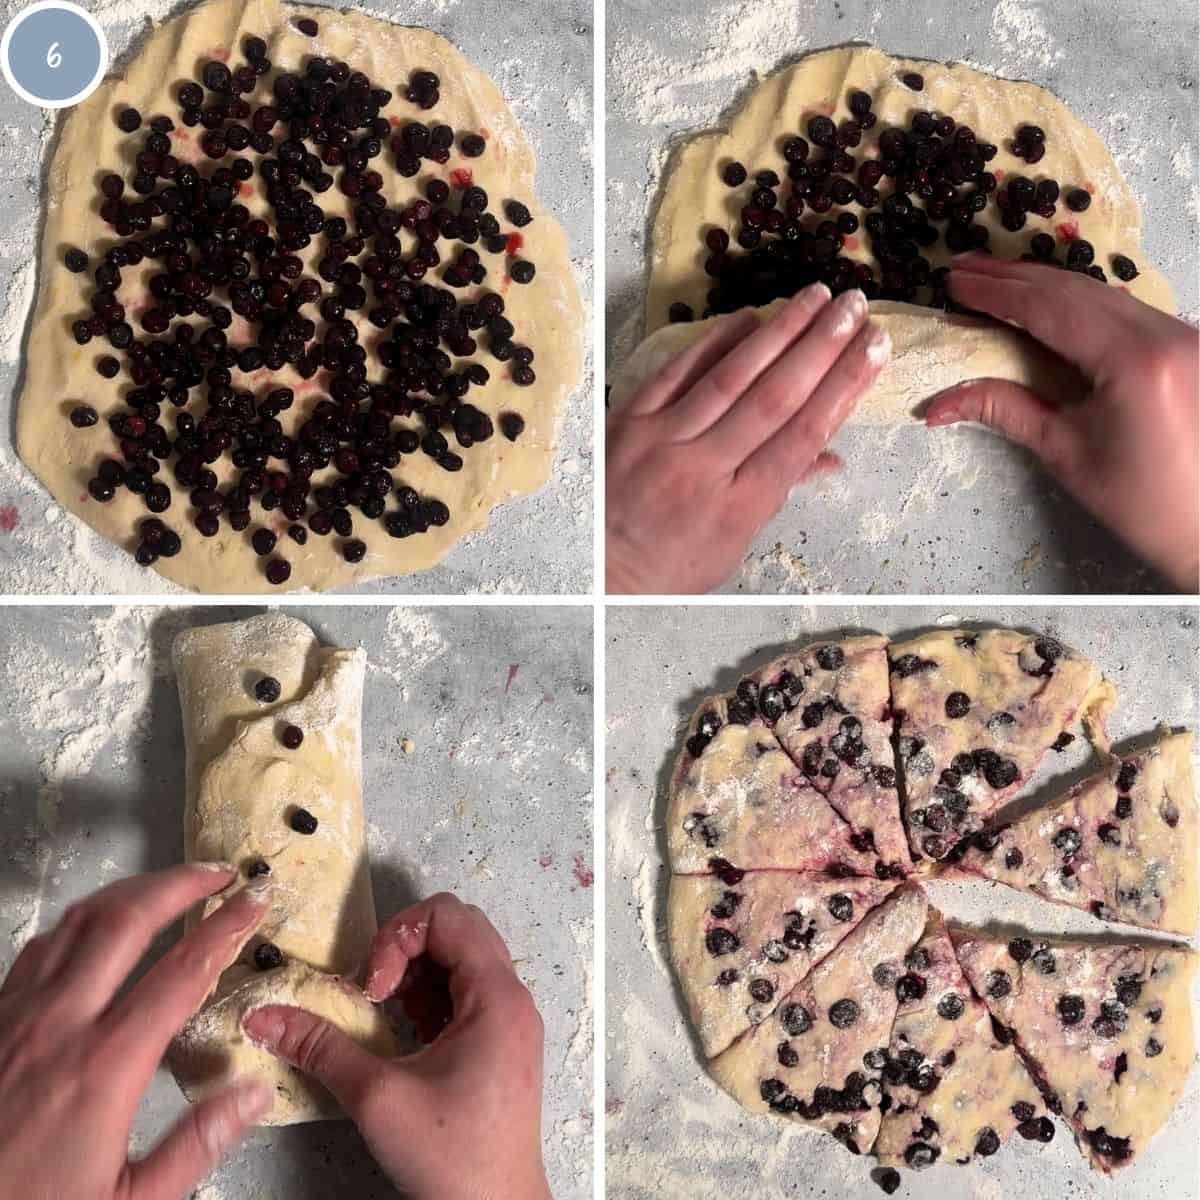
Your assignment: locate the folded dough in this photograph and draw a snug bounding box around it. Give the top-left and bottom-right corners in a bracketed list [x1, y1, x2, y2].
[168, 613, 396, 1124]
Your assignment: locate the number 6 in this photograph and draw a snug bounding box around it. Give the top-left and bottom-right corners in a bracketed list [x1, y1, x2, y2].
[46, 40, 61, 68]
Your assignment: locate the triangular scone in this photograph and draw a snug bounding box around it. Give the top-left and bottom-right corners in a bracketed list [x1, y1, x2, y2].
[953, 932, 1198, 1172]
[668, 694, 876, 875]
[670, 870, 899, 1058]
[955, 732, 1197, 936]
[752, 635, 912, 878]
[887, 628, 1115, 863]
[874, 910, 1051, 1172]
[709, 885, 927, 1156]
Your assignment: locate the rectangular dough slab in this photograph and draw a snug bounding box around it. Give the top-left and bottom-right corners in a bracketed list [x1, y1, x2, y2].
[168, 613, 396, 1124]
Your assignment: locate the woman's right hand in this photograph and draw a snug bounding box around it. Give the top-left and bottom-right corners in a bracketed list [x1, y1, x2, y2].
[243, 893, 550, 1200]
[926, 253, 1199, 591]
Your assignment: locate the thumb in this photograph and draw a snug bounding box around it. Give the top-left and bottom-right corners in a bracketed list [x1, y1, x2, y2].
[924, 378, 1080, 475]
[122, 1079, 271, 1200]
[243, 1005, 388, 1117]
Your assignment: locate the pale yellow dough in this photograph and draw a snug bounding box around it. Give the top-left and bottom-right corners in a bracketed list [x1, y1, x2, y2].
[613, 46, 1173, 420]
[168, 613, 396, 1124]
[709, 885, 928, 1151]
[19, 0, 583, 593]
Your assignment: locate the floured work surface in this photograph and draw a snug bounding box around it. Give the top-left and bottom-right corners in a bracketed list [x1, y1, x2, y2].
[605, 603, 1200, 1199]
[606, 0, 1197, 594]
[0, 605, 594, 1196]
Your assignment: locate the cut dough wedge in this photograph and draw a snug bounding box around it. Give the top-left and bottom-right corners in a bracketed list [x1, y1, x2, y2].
[709, 884, 927, 1154]
[168, 613, 396, 1124]
[669, 870, 898, 1058]
[953, 931, 1198, 1172]
[955, 731, 1197, 935]
[874, 909, 1050, 1172]
[887, 628, 1115, 862]
[752, 635, 911, 877]
[667, 697, 876, 876]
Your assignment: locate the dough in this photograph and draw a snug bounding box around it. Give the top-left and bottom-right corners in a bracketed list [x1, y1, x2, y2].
[887, 628, 1115, 862]
[668, 626, 1196, 1175]
[752, 635, 911, 875]
[18, 0, 583, 593]
[668, 870, 898, 1058]
[954, 932, 1198, 1172]
[168, 612, 396, 1123]
[874, 909, 1049, 1171]
[708, 885, 928, 1153]
[614, 45, 1173, 419]
[956, 731, 1197, 935]
[667, 701, 876, 876]
[609, 298, 1083, 420]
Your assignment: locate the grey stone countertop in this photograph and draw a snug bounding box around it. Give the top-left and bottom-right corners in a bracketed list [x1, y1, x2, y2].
[0, 0, 593, 595]
[606, 602, 1199, 1198]
[606, 0, 1197, 594]
[0, 604, 594, 1198]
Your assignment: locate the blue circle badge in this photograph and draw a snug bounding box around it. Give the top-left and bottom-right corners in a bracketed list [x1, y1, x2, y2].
[1, 1, 108, 108]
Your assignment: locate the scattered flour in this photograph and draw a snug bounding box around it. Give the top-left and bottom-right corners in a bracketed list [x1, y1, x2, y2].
[989, 0, 1064, 72]
[1, 606, 173, 952]
[0, 262, 35, 365]
[384, 607, 448, 673]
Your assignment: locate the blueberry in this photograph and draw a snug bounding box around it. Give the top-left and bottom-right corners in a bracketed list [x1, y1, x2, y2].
[937, 992, 965, 1020]
[829, 998, 860, 1028]
[1056, 994, 1085, 1025]
[1008, 938, 1033, 962]
[780, 1002, 813, 1036]
[904, 1141, 939, 1169]
[749, 978, 774, 1004]
[253, 941, 283, 970]
[986, 970, 1012, 999]
[705, 928, 739, 956]
[815, 644, 845, 670]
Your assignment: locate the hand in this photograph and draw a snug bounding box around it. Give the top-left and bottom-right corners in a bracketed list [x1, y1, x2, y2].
[242, 893, 550, 1200]
[927, 253, 1200, 591]
[606, 284, 893, 593]
[0, 864, 273, 1200]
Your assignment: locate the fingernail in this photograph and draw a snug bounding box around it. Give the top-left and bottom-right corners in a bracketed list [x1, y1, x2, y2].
[926, 408, 959, 427]
[865, 324, 892, 368]
[242, 1008, 284, 1047]
[193, 860, 236, 874]
[234, 1079, 273, 1121]
[801, 281, 831, 303]
[829, 288, 866, 336]
[364, 967, 383, 1002]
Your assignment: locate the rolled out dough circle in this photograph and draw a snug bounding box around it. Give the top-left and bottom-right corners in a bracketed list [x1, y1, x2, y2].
[620, 45, 1172, 423]
[18, 0, 583, 593]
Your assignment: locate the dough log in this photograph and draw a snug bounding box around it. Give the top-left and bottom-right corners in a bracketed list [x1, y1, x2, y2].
[168, 612, 396, 1124]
